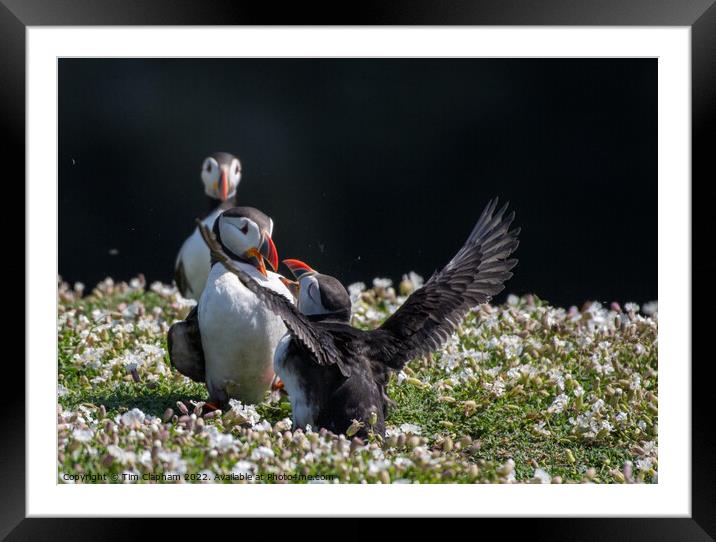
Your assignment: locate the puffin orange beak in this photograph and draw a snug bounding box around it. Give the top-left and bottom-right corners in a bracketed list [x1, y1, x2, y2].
[259, 232, 279, 272]
[219, 169, 229, 201]
[244, 232, 279, 278]
[283, 258, 316, 280]
[245, 247, 268, 277]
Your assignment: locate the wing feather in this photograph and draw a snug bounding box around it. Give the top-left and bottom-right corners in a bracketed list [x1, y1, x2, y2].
[168, 305, 206, 382]
[372, 198, 519, 370]
[195, 221, 341, 369]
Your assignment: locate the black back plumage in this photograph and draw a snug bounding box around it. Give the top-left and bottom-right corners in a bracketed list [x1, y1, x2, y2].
[196, 199, 519, 436]
[167, 306, 206, 382]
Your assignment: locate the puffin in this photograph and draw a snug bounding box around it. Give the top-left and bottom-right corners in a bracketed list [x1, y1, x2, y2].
[168, 206, 294, 408]
[174, 152, 243, 300]
[196, 199, 520, 437]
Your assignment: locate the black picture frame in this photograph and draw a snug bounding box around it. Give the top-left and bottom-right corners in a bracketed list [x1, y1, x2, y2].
[3, 0, 712, 538]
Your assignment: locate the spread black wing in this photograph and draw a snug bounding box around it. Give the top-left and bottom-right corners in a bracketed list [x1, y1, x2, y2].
[195, 221, 344, 372]
[371, 198, 519, 370]
[167, 305, 206, 382]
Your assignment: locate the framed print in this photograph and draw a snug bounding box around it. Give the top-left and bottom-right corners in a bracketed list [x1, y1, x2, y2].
[3, 0, 714, 538]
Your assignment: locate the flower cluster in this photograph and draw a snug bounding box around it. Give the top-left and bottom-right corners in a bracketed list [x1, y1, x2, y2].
[58, 276, 657, 483]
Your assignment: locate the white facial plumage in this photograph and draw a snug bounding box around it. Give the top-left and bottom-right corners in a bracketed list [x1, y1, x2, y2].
[297, 275, 326, 316]
[228, 158, 242, 192]
[218, 214, 261, 258]
[201, 155, 241, 200]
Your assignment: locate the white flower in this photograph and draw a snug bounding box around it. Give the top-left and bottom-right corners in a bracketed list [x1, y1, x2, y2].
[107, 445, 136, 465]
[500, 334, 523, 359]
[393, 456, 414, 468]
[368, 460, 391, 475]
[72, 346, 107, 369]
[274, 418, 292, 432]
[624, 302, 640, 313]
[121, 301, 143, 318]
[251, 446, 275, 460]
[398, 423, 422, 435]
[120, 408, 146, 428]
[484, 379, 506, 397]
[642, 301, 658, 316]
[347, 282, 366, 304]
[403, 271, 424, 290]
[156, 450, 185, 471]
[138, 450, 152, 468]
[203, 426, 235, 451]
[547, 394, 569, 414]
[636, 458, 653, 471]
[227, 399, 261, 426]
[91, 308, 109, 323]
[72, 428, 94, 442]
[140, 343, 166, 358]
[533, 468, 551, 484]
[549, 369, 565, 391]
[348, 282, 365, 295]
[373, 277, 393, 289]
[129, 277, 144, 290]
[150, 281, 178, 297]
[630, 374, 642, 390]
[252, 420, 273, 432]
[533, 422, 551, 436]
[176, 297, 197, 309]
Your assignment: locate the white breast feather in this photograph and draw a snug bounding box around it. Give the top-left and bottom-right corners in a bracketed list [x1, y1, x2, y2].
[198, 261, 293, 404]
[274, 335, 316, 429]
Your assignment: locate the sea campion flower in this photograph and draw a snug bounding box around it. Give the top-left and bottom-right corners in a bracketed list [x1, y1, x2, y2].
[547, 394, 569, 414]
[120, 408, 146, 428]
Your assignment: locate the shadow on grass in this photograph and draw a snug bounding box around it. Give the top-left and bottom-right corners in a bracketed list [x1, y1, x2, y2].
[63, 383, 209, 418]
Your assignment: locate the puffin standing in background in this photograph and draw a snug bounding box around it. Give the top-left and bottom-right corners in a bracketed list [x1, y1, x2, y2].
[197, 199, 520, 437]
[169, 207, 295, 408]
[175, 152, 243, 300]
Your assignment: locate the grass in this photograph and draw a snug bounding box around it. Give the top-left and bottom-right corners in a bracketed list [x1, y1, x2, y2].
[57, 274, 658, 484]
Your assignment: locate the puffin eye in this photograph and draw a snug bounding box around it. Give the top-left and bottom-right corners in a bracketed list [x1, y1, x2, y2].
[240, 223, 249, 235]
[206, 162, 212, 172]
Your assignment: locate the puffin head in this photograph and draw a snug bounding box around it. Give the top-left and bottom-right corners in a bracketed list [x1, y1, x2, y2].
[201, 152, 242, 202]
[282, 259, 351, 322]
[213, 207, 278, 277]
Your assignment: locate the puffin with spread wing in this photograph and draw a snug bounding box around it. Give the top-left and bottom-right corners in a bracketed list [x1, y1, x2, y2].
[197, 199, 519, 437]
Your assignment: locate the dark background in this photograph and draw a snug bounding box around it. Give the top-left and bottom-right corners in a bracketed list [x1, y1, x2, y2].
[58, 58, 656, 307]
